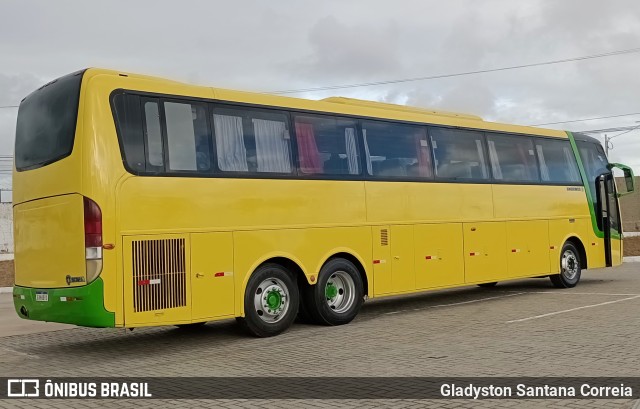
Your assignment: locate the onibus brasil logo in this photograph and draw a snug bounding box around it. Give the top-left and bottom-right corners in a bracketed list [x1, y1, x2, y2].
[6, 379, 152, 398]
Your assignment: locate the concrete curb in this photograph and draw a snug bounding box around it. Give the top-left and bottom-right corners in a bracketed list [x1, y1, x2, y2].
[0, 287, 12, 293]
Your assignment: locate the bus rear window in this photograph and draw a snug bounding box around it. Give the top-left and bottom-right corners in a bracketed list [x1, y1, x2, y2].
[15, 71, 84, 171]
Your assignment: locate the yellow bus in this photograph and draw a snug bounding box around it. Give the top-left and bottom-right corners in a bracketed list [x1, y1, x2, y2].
[12, 68, 635, 337]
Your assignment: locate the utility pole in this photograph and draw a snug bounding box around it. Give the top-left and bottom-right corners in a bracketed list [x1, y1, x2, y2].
[604, 121, 640, 157]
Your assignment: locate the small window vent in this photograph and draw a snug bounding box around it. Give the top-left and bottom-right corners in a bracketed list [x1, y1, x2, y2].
[380, 229, 389, 246]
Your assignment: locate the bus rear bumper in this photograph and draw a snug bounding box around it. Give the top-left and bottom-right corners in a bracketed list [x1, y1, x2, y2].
[13, 278, 115, 328]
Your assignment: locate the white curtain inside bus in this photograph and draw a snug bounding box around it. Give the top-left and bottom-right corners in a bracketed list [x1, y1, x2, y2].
[253, 119, 291, 173]
[213, 114, 248, 172]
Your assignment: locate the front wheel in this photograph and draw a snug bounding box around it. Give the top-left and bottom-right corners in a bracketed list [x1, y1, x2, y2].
[550, 242, 582, 288]
[303, 258, 364, 326]
[237, 263, 299, 337]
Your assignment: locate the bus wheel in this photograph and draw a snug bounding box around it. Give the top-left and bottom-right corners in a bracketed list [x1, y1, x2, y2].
[303, 258, 364, 326]
[477, 282, 498, 288]
[238, 263, 299, 337]
[550, 242, 581, 288]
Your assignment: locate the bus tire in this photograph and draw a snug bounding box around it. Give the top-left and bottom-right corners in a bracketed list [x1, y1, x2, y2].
[303, 258, 364, 326]
[550, 242, 582, 288]
[237, 263, 299, 337]
[477, 282, 498, 288]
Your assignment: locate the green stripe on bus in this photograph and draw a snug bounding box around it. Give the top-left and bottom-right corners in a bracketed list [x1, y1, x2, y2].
[567, 131, 621, 240]
[13, 278, 115, 328]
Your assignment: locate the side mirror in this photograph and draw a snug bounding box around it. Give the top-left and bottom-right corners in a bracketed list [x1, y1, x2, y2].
[608, 163, 635, 197]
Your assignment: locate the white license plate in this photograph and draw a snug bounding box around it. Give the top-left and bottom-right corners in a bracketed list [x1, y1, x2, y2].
[35, 292, 48, 302]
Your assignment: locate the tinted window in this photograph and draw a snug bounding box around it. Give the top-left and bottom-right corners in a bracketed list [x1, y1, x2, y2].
[164, 102, 210, 172]
[112, 94, 145, 173]
[143, 100, 164, 167]
[212, 107, 292, 174]
[535, 139, 581, 183]
[294, 115, 359, 175]
[15, 71, 83, 171]
[430, 128, 488, 180]
[577, 140, 609, 202]
[486, 134, 539, 182]
[363, 121, 432, 178]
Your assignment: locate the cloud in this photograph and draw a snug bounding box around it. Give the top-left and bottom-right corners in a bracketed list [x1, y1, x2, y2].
[0, 0, 639, 170]
[0, 73, 42, 106]
[288, 16, 403, 84]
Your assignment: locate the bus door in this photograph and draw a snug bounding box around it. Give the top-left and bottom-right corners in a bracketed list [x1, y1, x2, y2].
[596, 173, 622, 266]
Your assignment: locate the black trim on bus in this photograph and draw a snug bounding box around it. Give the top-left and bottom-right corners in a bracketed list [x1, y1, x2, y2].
[572, 132, 602, 145]
[108, 89, 585, 187]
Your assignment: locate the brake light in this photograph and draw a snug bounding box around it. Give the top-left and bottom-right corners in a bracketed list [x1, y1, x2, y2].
[84, 197, 102, 248]
[83, 197, 103, 282]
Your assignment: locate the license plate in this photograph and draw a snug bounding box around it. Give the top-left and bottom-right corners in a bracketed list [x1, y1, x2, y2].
[35, 291, 48, 302]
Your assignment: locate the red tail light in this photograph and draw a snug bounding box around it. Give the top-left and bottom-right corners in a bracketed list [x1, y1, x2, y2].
[83, 197, 103, 283]
[83, 197, 102, 248]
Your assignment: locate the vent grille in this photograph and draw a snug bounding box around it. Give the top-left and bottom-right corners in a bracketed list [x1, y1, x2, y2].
[380, 229, 389, 246]
[132, 238, 187, 312]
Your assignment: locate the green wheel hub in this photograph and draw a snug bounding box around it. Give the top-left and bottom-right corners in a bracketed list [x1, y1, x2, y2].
[325, 282, 338, 300]
[254, 278, 290, 323]
[324, 271, 357, 314]
[266, 289, 283, 310]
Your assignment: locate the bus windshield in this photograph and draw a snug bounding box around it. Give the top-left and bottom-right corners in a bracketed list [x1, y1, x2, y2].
[577, 139, 609, 203]
[15, 71, 84, 171]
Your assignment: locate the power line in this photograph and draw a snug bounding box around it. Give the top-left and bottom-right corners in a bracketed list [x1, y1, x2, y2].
[602, 124, 640, 155]
[0, 105, 18, 109]
[268, 46, 640, 94]
[609, 123, 640, 138]
[578, 125, 640, 134]
[531, 112, 640, 126]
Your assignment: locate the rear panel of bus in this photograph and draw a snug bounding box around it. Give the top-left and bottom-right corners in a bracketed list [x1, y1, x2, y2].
[12, 70, 115, 327]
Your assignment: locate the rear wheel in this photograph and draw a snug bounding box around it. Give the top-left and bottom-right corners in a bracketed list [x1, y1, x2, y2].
[550, 242, 581, 288]
[237, 263, 299, 337]
[477, 282, 498, 288]
[303, 258, 364, 326]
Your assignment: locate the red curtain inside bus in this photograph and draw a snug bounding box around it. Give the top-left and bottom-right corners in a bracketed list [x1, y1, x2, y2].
[295, 122, 323, 174]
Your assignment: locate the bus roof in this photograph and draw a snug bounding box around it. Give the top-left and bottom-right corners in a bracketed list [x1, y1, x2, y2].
[321, 97, 483, 121]
[84, 67, 568, 139]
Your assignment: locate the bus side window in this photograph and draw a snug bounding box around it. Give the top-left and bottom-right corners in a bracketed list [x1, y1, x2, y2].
[535, 139, 581, 184]
[252, 117, 292, 173]
[112, 93, 146, 173]
[164, 101, 210, 172]
[212, 106, 293, 175]
[294, 114, 360, 176]
[212, 112, 249, 172]
[362, 120, 432, 179]
[429, 127, 488, 180]
[143, 100, 164, 170]
[486, 133, 539, 183]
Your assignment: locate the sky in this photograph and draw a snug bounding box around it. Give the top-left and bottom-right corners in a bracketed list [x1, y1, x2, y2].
[1, 0, 640, 188]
